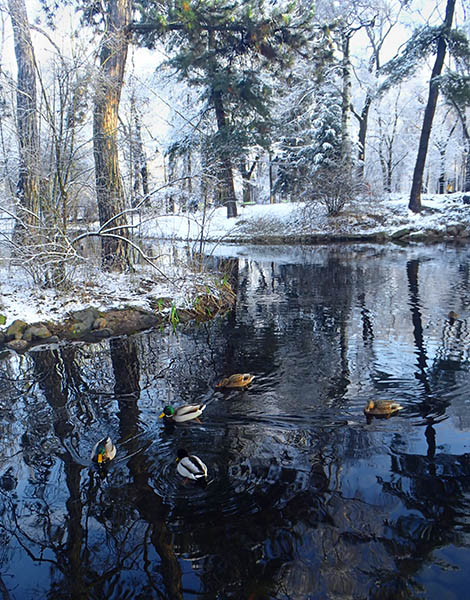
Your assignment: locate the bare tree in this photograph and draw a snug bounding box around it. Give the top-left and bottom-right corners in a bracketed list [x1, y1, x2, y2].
[7, 0, 40, 237]
[93, 0, 132, 269]
[408, 0, 456, 212]
[352, 1, 404, 179]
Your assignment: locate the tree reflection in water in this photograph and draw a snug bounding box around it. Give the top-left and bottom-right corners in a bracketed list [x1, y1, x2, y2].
[0, 245, 470, 598]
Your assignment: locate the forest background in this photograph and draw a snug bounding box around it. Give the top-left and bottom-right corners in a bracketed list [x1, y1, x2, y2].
[0, 0, 469, 324]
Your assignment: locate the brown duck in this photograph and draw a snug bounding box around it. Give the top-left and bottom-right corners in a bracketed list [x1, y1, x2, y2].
[364, 400, 404, 418]
[216, 373, 255, 389]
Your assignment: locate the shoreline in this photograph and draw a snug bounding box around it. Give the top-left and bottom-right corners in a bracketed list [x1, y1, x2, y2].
[0, 283, 235, 355]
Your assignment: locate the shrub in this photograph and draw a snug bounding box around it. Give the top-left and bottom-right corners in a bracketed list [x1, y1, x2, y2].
[304, 164, 366, 217]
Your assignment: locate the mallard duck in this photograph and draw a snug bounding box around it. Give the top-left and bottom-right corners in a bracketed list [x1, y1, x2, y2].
[216, 373, 255, 389]
[364, 400, 404, 418]
[91, 436, 116, 464]
[176, 448, 208, 485]
[159, 404, 206, 423]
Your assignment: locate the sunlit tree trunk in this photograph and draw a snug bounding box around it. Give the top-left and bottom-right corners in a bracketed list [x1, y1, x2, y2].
[93, 0, 131, 269]
[8, 0, 40, 236]
[408, 0, 456, 213]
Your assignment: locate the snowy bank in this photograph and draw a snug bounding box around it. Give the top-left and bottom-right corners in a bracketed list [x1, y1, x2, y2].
[0, 192, 469, 351]
[143, 193, 470, 244]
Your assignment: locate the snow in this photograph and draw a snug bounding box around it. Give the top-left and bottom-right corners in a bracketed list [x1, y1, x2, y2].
[1, 192, 469, 328]
[144, 192, 470, 242]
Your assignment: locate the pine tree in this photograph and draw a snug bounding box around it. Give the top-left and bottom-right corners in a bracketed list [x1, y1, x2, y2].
[274, 72, 342, 202]
[310, 82, 343, 171]
[131, 0, 329, 217]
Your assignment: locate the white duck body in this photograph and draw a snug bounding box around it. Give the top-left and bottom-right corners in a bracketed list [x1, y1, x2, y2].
[162, 404, 206, 423]
[176, 451, 208, 481]
[91, 436, 116, 464]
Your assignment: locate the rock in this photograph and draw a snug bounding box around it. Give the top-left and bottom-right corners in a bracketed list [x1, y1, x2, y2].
[67, 308, 103, 337]
[391, 228, 410, 240]
[70, 308, 101, 331]
[408, 231, 427, 241]
[6, 339, 29, 352]
[87, 328, 113, 340]
[92, 317, 107, 330]
[6, 320, 28, 341]
[462, 194, 470, 205]
[29, 336, 60, 351]
[446, 225, 459, 236]
[23, 324, 52, 342]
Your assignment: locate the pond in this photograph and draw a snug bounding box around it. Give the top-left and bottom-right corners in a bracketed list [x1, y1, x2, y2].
[1, 242, 470, 599]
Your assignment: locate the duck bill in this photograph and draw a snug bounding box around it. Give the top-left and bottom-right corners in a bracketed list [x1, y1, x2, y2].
[159, 412, 165, 418]
[97, 453, 103, 464]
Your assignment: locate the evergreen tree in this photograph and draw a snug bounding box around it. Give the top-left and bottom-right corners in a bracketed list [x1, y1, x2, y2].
[408, 0, 456, 212]
[132, 0, 329, 217]
[310, 82, 343, 170]
[274, 72, 342, 202]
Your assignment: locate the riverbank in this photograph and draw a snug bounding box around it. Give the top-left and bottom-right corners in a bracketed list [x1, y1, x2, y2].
[0, 280, 235, 354]
[0, 191, 468, 352]
[147, 192, 470, 244]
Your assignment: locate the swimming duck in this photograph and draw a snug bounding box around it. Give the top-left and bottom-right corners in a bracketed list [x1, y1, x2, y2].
[176, 448, 208, 485]
[91, 436, 116, 464]
[216, 373, 255, 389]
[364, 400, 404, 418]
[159, 404, 206, 423]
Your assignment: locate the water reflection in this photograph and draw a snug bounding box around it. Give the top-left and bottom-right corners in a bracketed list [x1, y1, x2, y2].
[1, 244, 470, 598]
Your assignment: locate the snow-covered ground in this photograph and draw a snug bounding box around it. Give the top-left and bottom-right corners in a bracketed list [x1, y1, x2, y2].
[145, 192, 470, 242]
[1, 192, 469, 327]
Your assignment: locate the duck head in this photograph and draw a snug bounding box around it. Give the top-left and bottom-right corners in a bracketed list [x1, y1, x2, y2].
[159, 406, 175, 418]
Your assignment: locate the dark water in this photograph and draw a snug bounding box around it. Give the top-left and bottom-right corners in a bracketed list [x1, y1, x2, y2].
[2, 243, 470, 599]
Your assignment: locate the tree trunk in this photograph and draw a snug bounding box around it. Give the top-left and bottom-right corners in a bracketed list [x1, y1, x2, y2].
[464, 140, 470, 192]
[167, 152, 176, 213]
[130, 96, 149, 206]
[341, 31, 352, 173]
[269, 151, 274, 203]
[386, 151, 393, 193]
[357, 95, 372, 178]
[212, 90, 238, 218]
[239, 156, 258, 204]
[457, 117, 469, 192]
[93, 0, 131, 269]
[438, 147, 446, 193]
[408, 0, 456, 213]
[8, 0, 40, 235]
